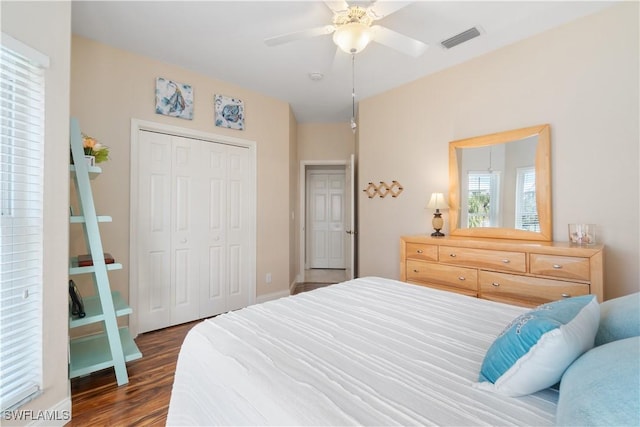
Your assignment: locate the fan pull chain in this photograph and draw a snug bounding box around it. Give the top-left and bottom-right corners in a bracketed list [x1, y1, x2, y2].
[351, 53, 357, 132]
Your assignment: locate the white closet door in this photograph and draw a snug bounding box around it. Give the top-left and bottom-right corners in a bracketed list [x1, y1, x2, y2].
[137, 131, 172, 333]
[137, 130, 252, 332]
[225, 144, 251, 311]
[170, 136, 201, 325]
[199, 141, 227, 316]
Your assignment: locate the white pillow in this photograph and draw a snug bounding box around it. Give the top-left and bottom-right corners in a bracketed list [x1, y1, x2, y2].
[474, 295, 599, 397]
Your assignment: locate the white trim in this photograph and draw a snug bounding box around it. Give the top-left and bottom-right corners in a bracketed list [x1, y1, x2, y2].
[27, 397, 71, 426]
[1, 32, 50, 68]
[129, 119, 257, 337]
[298, 160, 348, 281]
[255, 289, 291, 304]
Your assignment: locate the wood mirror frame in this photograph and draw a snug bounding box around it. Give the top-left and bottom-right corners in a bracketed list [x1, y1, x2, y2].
[448, 124, 552, 241]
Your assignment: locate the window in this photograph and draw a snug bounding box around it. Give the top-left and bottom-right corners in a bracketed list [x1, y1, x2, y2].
[466, 171, 500, 228]
[1, 33, 48, 412]
[515, 166, 539, 231]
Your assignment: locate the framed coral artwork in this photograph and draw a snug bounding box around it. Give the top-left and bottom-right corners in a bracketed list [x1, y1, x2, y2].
[155, 77, 194, 120]
[215, 94, 244, 130]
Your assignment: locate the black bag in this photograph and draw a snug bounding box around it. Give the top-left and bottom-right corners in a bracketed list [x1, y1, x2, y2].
[69, 279, 85, 318]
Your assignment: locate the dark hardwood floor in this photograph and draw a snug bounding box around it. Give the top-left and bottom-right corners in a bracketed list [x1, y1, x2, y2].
[67, 321, 197, 426]
[67, 284, 332, 426]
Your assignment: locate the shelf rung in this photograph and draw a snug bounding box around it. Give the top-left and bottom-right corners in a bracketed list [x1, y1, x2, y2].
[69, 327, 142, 379]
[70, 215, 113, 223]
[69, 291, 133, 328]
[69, 164, 102, 177]
[69, 260, 123, 276]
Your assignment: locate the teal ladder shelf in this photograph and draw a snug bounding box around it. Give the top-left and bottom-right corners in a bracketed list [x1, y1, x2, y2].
[68, 118, 141, 385]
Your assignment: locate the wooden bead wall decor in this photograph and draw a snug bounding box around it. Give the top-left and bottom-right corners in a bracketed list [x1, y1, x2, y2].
[363, 180, 404, 198]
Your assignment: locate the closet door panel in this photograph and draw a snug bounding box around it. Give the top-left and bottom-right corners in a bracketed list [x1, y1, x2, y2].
[138, 131, 172, 333]
[199, 142, 227, 317]
[170, 137, 200, 324]
[226, 145, 251, 311]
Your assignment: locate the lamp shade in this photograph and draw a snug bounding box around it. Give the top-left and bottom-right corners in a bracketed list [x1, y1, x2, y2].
[333, 22, 372, 54]
[427, 193, 449, 210]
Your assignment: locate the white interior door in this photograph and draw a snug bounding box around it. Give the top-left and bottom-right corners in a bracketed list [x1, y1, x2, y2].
[307, 170, 345, 269]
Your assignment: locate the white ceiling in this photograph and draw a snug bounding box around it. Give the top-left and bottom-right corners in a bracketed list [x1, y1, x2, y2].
[71, 1, 615, 123]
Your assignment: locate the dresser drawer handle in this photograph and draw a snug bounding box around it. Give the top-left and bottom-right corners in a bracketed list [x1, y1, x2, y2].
[416, 249, 423, 254]
[491, 282, 500, 287]
[552, 264, 563, 269]
[501, 259, 510, 264]
[413, 269, 419, 273]
[561, 293, 571, 298]
[458, 276, 465, 281]
[449, 253, 457, 258]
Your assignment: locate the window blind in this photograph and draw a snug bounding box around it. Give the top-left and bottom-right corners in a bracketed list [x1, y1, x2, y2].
[467, 172, 499, 228]
[515, 167, 539, 231]
[0, 33, 48, 412]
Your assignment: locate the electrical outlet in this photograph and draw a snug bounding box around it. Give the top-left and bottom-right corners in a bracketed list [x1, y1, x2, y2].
[266, 273, 272, 284]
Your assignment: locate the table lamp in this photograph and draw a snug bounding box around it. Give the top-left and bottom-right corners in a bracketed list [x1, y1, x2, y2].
[427, 193, 449, 237]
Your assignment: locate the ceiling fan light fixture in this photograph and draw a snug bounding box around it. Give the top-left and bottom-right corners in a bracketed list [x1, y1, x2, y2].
[333, 22, 372, 54]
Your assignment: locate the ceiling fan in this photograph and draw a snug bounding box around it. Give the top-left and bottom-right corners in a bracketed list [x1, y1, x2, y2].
[265, 1, 428, 58]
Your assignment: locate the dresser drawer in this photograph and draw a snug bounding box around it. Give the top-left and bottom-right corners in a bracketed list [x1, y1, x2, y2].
[479, 270, 590, 307]
[405, 243, 438, 261]
[406, 259, 477, 292]
[438, 246, 526, 273]
[530, 254, 590, 281]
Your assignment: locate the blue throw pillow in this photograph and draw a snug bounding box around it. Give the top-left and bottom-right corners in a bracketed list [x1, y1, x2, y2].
[594, 292, 640, 346]
[556, 336, 640, 426]
[475, 295, 600, 397]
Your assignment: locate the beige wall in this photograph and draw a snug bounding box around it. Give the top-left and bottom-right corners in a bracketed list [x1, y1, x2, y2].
[70, 35, 294, 321]
[298, 122, 355, 161]
[1, 1, 71, 425]
[289, 108, 299, 287]
[358, 3, 639, 300]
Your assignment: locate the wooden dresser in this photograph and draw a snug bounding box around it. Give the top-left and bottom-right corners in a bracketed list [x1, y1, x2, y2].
[400, 235, 604, 307]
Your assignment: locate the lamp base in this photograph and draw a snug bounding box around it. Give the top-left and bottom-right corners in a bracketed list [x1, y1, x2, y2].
[431, 230, 445, 237]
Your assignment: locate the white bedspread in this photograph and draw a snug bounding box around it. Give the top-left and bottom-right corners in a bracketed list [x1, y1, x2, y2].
[167, 277, 558, 426]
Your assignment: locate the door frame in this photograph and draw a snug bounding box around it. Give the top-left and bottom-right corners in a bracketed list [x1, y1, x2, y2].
[129, 119, 257, 337]
[298, 160, 353, 283]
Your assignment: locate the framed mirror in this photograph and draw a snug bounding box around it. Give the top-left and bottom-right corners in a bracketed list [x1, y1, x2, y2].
[448, 124, 551, 241]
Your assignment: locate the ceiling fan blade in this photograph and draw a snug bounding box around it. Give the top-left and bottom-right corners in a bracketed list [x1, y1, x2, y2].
[264, 25, 335, 46]
[323, 0, 349, 14]
[371, 25, 427, 57]
[264, 25, 335, 47]
[367, 1, 412, 20]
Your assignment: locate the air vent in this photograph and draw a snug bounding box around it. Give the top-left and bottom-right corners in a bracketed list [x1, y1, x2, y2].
[441, 27, 481, 49]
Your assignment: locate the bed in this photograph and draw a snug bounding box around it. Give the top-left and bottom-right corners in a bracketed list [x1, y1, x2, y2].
[167, 277, 640, 426]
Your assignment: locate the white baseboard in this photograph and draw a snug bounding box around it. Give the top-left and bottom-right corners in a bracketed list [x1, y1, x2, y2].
[255, 289, 290, 304]
[27, 397, 72, 426]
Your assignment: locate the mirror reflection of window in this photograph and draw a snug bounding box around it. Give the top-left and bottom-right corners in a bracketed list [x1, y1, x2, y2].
[515, 166, 539, 231]
[465, 171, 501, 228]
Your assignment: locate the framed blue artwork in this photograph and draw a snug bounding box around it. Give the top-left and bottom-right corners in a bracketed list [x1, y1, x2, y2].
[215, 94, 244, 130]
[155, 77, 194, 120]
